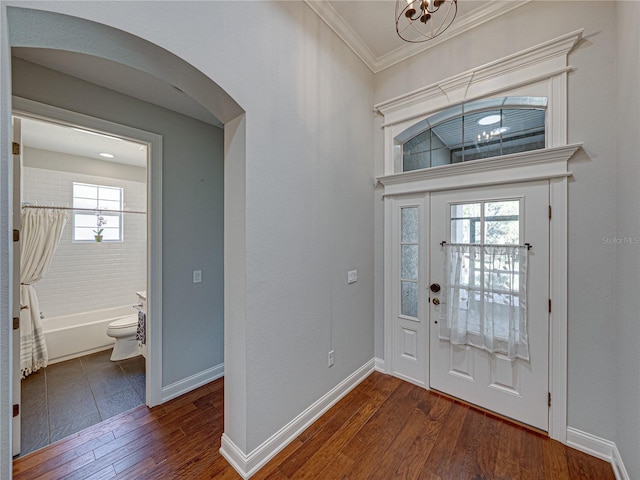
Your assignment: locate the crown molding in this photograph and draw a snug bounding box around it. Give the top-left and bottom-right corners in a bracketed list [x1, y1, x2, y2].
[304, 0, 378, 69]
[374, 28, 583, 126]
[305, 0, 532, 74]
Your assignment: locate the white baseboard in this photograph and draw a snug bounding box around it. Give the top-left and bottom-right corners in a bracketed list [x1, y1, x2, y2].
[160, 362, 224, 403]
[374, 357, 385, 372]
[566, 427, 629, 480]
[219, 358, 376, 479]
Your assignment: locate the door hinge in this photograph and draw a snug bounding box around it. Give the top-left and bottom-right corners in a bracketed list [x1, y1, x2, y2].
[548, 392, 552, 407]
[13, 404, 19, 417]
[12, 142, 20, 156]
[548, 205, 552, 220]
[13, 317, 19, 330]
[13, 229, 19, 242]
[548, 299, 552, 313]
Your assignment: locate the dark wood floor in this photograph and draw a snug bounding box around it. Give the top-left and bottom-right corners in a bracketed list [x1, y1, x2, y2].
[13, 371, 614, 479]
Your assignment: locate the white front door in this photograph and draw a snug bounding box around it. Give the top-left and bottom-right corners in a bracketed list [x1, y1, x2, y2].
[428, 180, 549, 430]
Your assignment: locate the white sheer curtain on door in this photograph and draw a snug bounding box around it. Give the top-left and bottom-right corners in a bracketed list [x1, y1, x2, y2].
[439, 244, 529, 360]
[20, 208, 69, 377]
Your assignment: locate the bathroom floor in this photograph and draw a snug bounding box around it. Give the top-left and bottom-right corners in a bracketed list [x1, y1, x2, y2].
[19, 349, 145, 457]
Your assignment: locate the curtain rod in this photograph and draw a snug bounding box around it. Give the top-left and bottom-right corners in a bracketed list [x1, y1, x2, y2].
[22, 205, 147, 215]
[439, 241, 532, 250]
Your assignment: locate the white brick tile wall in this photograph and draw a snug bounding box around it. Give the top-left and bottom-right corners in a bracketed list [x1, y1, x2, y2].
[23, 166, 147, 318]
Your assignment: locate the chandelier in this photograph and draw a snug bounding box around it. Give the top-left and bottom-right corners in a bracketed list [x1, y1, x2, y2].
[395, 0, 458, 43]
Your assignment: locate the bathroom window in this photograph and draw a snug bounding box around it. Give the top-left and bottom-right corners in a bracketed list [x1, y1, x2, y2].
[72, 183, 123, 242]
[396, 96, 547, 172]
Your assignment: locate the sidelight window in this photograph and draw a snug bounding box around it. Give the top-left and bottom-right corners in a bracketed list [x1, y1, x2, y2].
[400, 207, 419, 318]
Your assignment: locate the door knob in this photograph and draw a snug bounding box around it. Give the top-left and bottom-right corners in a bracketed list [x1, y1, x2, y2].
[430, 283, 441, 293]
[432, 298, 440, 305]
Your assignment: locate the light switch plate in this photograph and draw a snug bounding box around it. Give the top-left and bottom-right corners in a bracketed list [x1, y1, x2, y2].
[347, 270, 357, 284]
[193, 270, 202, 283]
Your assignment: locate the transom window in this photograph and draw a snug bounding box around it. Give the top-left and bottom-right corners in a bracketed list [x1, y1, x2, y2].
[397, 97, 547, 172]
[73, 182, 123, 242]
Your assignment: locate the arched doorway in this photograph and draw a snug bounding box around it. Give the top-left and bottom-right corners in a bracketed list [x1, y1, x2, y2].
[1, 7, 247, 476]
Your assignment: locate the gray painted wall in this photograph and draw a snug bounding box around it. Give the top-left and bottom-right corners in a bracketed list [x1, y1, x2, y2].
[374, 0, 635, 469]
[5, 0, 376, 456]
[614, 2, 640, 479]
[12, 58, 225, 387]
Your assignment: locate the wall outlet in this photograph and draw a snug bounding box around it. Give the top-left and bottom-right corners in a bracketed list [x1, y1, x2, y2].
[328, 350, 335, 367]
[193, 270, 202, 283]
[347, 270, 357, 284]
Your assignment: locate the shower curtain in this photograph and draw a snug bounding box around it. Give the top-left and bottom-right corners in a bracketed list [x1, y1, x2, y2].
[20, 208, 69, 378]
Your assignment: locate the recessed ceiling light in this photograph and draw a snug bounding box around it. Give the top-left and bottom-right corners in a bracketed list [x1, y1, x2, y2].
[478, 114, 502, 126]
[99, 153, 115, 159]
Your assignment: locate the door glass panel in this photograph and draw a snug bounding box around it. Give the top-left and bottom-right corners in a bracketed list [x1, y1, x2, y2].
[401, 245, 418, 280]
[400, 206, 419, 318]
[450, 203, 481, 244]
[401, 281, 418, 318]
[401, 207, 419, 243]
[450, 201, 520, 245]
[485, 200, 520, 244]
[447, 199, 522, 338]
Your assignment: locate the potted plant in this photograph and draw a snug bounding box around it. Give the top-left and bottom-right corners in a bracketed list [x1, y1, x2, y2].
[94, 211, 107, 242]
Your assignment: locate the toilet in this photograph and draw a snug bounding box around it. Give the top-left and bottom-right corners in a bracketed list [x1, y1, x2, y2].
[106, 314, 140, 361]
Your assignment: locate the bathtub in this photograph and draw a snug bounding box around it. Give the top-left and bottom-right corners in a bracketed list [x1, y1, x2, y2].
[42, 305, 138, 364]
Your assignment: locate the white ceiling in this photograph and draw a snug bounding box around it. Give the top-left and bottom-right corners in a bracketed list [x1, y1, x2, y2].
[11, 1, 529, 162]
[18, 116, 148, 168]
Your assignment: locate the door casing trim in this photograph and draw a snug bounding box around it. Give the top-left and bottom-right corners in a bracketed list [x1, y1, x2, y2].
[381, 145, 578, 442]
[12, 96, 163, 408]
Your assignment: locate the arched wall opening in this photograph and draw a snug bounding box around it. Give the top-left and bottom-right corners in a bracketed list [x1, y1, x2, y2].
[0, 7, 248, 477]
